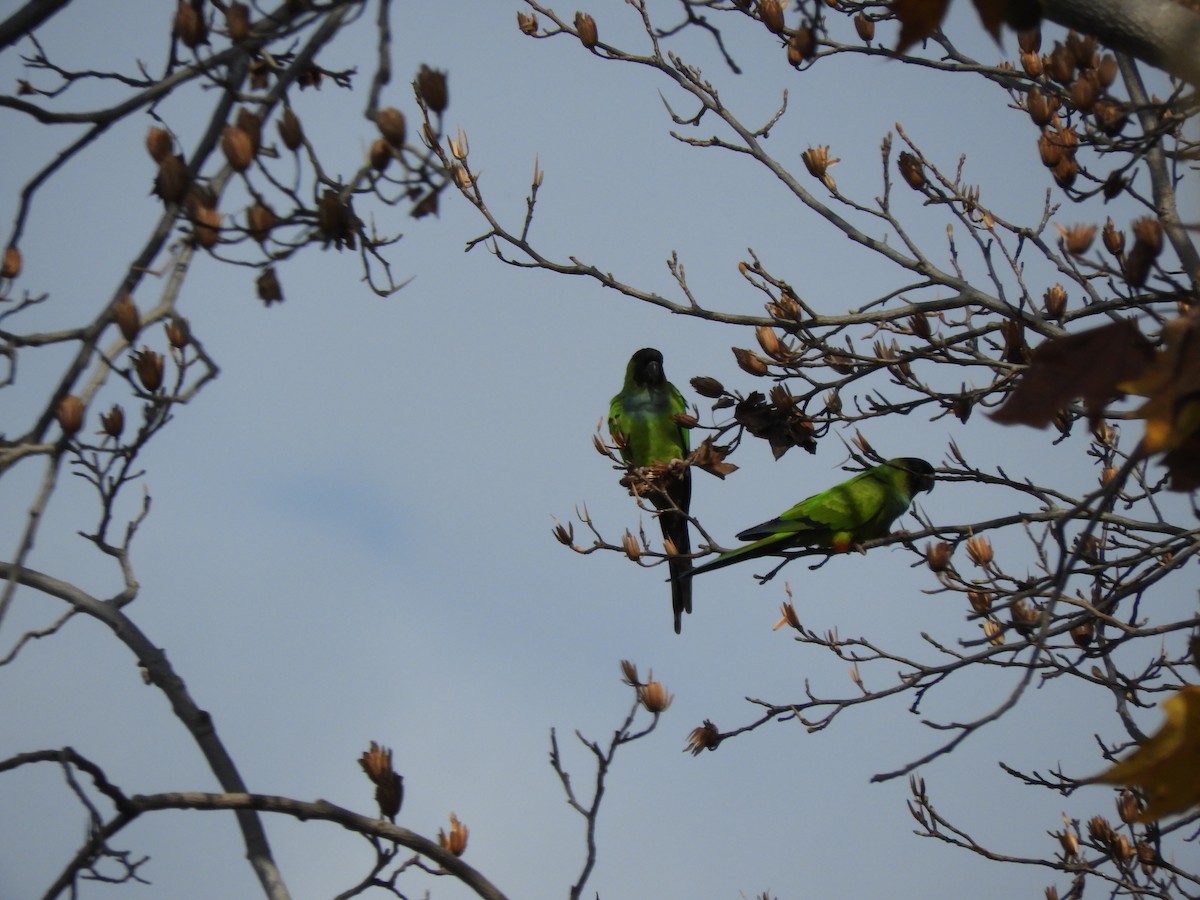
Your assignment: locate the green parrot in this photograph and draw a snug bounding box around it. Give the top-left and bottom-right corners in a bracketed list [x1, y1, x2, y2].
[608, 348, 693, 633]
[685, 457, 935, 578]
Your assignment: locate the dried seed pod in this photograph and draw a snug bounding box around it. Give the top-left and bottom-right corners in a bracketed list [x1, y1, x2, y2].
[825, 351, 856, 374]
[113, 293, 141, 342]
[1055, 123, 1079, 154]
[1131, 216, 1163, 258]
[1070, 75, 1097, 111]
[772, 290, 801, 319]
[1069, 619, 1094, 647]
[897, 152, 926, 190]
[1052, 156, 1078, 190]
[359, 741, 394, 784]
[1102, 217, 1124, 256]
[448, 127, 469, 161]
[155, 153, 190, 204]
[1017, 28, 1041, 54]
[1057, 223, 1096, 256]
[226, 1, 250, 41]
[437, 814, 469, 857]
[1001, 319, 1028, 363]
[296, 63, 322, 90]
[246, 202, 277, 244]
[1057, 828, 1079, 858]
[1047, 42, 1075, 84]
[1123, 243, 1153, 287]
[968, 590, 992, 614]
[758, 0, 784, 34]
[410, 190, 438, 219]
[1037, 130, 1062, 168]
[574, 11, 599, 48]
[1116, 789, 1140, 825]
[277, 108, 303, 151]
[621, 529, 641, 561]
[318, 189, 347, 241]
[684, 719, 722, 755]
[1112, 833, 1134, 862]
[1020, 50, 1043, 78]
[256, 266, 283, 305]
[192, 204, 222, 248]
[552, 519, 574, 546]
[1010, 599, 1039, 636]
[134, 348, 165, 392]
[369, 138, 392, 172]
[966, 534, 993, 567]
[755, 325, 784, 359]
[774, 601, 801, 631]
[1089, 816, 1113, 854]
[982, 619, 1005, 646]
[1066, 31, 1096, 69]
[1, 245, 20, 279]
[732, 347, 769, 376]
[1093, 100, 1127, 136]
[801, 144, 838, 190]
[853, 13, 874, 42]
[99, 404, 125, 439]
[690, 376, 724, 398]
[639, 681, 674, 713]
[802, 145, 835, 179]
[164, 317, 190, 349]
[375, 106, 406, 148]
[787, 28, 816, 65]
[1043, 284, 1067, 320]
[909, 312, 931, 340]
[57, 395, 85, 435]
[1027, 88, 1052, 126]
[1137, 842, 1157, 873]
[174, 0, 209, 48]
[358, 742, 404, 820]
[221, 125, 255, 171]
[416, 65, 448, 112]
[926, 542, 952, 572]
[146, 127, 173, 162]
[951, 395, 972, 423]
[1096, 53, 1118, 88]
[235, 108, 262, 155]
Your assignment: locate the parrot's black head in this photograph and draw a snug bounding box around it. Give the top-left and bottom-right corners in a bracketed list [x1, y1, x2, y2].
[630, 347, 666, 387]
[892, 457, 935, 495]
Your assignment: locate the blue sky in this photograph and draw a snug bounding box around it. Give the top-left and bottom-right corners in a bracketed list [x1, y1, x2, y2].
[1, 2, 1192, 898]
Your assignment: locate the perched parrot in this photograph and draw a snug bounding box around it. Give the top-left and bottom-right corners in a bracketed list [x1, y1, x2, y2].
[609, 348, 693, 633]
[685, 457, 935, 578]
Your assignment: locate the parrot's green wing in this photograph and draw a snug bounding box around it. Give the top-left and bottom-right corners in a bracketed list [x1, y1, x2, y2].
[737, 465, 909, 544]
[608, 348, 693, 632]
[684, 458, 934, 578]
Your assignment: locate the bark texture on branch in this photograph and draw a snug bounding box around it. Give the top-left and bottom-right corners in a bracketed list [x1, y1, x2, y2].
[1044, 0, 1200, 84]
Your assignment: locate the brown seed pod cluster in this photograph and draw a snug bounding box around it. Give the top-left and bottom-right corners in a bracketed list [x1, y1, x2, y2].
[358, 742, 404, 821]
[1018, 29, 1127, 194]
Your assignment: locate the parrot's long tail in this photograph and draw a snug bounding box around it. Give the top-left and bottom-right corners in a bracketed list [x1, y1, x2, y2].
[660, 508, 692, 634]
